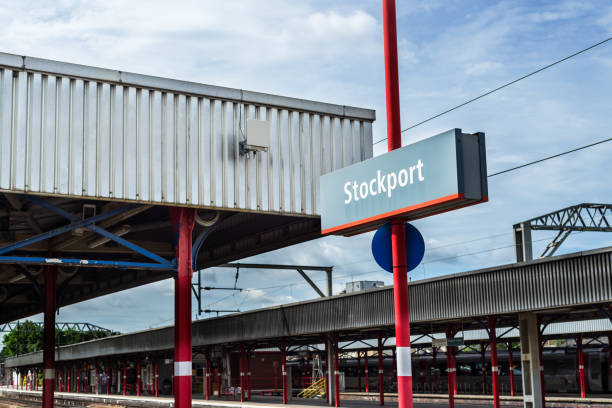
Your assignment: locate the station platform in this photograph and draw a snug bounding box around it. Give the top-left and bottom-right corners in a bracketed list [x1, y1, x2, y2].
[2, 388, 612, 408]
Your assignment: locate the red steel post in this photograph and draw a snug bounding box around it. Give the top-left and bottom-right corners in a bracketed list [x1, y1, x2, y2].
[445, 327, 456, 408]
[383, 2, 412, 405]
[507, 341, 515, 396]
[137, 359, 141, 397]
[324, 338, 329, 403]
[356, 351, 362, 392]
[240, 345, 245, 402]
[480, 341, 486, 394]
[281, 339, 287, 404]
[84, 363, 88, 393]
[155, 358, 160, 397]
[247, 349, 252, 400]
[364, 352, 369, 393]
[76, 365, 80, 393]
[59, 366, 62, 392]
[489, 317, 500, 408]
[122, 364, 126, 396]
[333, 334, 340, 408]
[205, 350, 211, 400]
[432, 347, 437, 392]
[42, 265, 57, 408]
[577, 334, 586, 398]
[106, 362, 110, 395]
[67, 365, 71, 393]
[537, 319, 546, 408]
[378, 334, 384, 405]
[608, 334, 612, 398]
[171, 207, 196, 408]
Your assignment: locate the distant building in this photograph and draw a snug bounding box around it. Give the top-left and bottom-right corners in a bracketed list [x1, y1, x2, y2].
[345, 280, 384, 293]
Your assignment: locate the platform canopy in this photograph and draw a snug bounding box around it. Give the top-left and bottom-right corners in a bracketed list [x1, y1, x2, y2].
[0, 52, 375, 323]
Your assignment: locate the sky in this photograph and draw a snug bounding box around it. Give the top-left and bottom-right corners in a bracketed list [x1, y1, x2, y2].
[1, 0, 611, 334]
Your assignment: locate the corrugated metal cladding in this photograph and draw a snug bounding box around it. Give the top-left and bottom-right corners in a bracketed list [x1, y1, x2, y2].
[0, 53, 374, 216]
[410, 248, 612, 322]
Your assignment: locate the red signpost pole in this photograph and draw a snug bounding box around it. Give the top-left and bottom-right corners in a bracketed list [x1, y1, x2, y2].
[171, 208, 196, 408]
[378, 333, 384, 405]
[382, 3, 413, 406]
[489, 317, 500, 408]
[42, 265, 57, 408]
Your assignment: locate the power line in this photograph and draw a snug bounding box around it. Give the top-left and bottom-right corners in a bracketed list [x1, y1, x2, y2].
[488, 137, 612, 177]
[372, 37, 612, 146]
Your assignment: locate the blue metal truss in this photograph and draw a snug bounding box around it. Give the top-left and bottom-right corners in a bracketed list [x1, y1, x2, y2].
[0, 194, 175, 270]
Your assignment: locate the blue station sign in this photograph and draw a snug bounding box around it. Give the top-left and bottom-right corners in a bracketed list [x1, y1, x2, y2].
[320, 129, 488, 236]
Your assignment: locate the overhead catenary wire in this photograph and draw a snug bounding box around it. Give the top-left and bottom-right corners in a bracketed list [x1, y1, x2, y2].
[372, 36, 612, 146]
[487, 137, 612, 177]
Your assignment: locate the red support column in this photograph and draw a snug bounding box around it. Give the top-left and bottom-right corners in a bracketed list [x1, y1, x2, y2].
[171, 207, 196, 408]
[378, 334, 384, 405]
[333, 333, 340, 408]
[58, 366, 62, 392]
[324, 338, 329, 403]
[106, 362, 110, 395]
[432, 347, 437, 392]
[155, 358, 160, 397]
[76, 365, 80, 393]
[537, 319, 546, 408]
[122, 364, 126, 396]
[489, 317, 500, 408]
[67, 365, 71, 393]
[445, 327, 456, 408]
[84, 363, 88, 393]
[507, 342, 515, 397]
[240, 345, 245, 402]
[365, 352, 369, 393]
[608, 334, 612, 397]
[357, 351, 362, 392]
[452, 347, 457, 396]
[42, 265, 57, 408]
[383, 1, 412, 406]
[577, 334, 586, 398]
[205, 350, 210, 400]
[137, 359, 141, 397]
[281, 340, 287, 404]
[247, 349, 252, 400]
[480, 341, 486, 394]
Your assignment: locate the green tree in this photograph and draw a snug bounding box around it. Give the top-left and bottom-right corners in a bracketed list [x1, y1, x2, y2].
[2, 322, 117, 356]
[1, 321, 43, 356]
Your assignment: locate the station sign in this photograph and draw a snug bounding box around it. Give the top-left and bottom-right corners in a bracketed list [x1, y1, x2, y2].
[320, 129, 488, 236]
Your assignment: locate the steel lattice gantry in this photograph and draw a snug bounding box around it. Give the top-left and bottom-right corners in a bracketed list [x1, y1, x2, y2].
[514, 203, 612, 261]
[0, 51, 375, 408]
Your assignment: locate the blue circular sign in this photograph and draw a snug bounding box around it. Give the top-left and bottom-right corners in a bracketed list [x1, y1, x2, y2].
[371, 222, 425, 273]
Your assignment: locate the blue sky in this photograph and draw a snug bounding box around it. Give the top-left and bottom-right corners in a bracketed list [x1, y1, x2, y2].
[1, 0, 611, 333]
